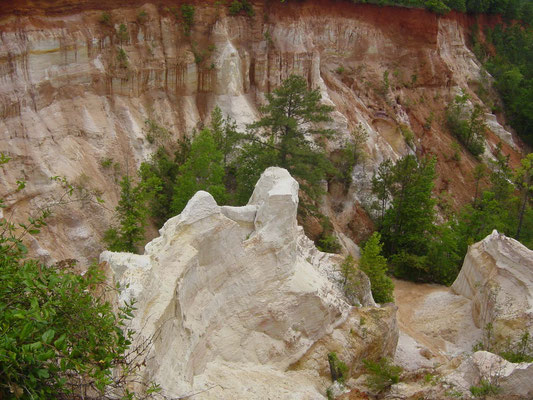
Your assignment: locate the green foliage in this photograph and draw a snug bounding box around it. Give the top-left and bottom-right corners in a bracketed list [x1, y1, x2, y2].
[234, 139, 278, 204]
[445, 91, 486, 157]
[117, 23, 129, 44]
[450, 141, 462, 162]
[475, 323, 533, 363]
[339, 255, 357, 290]
[399, 124, 415, 149]
[229, 0, 255, 16]
[470, 379, 501, 397]
[425, 0, 451, 14]
[499, 331, 533, 363]
[139, 139, 190, 227]
[317, 234, 342, 253]
[0, 257, 135, 398]
[171, 128, 227, 214]
[370, 155, 467, 285]
[478, 24, 533, 146]
[455, 151, 533, 251]
[376, 155, 437, 258]
[335, 65, 346, 74]
[0, 161, 149, 399]
[359, 232, 394, 303]
[181, 4, 195, 36]
[247, 74, 336, 203]
[210, 105, 241, 169]
[104, 175, 147, 253]
[316, 215, 342, 253]
[363, 357, 402, 393]
[513, 153, 533, 241]
[99, 12, 111, 26]
[330, 124, 368, 185]
[117, 47, 128, 68]
[143, 118, 169, 145]
[328, 352, 349, 383]
[137, 10, 148, 23]
[101, 157, 113, 168]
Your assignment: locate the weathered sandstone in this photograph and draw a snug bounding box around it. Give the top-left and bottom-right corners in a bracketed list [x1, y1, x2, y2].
[451, 230, 533, 346]
[101, 167, 397, 398]
[0, 1, 522, 264]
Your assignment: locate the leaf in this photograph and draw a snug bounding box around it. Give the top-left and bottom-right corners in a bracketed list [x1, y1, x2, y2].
[36, 368, 50, 379]
[19, 322, 33, 340]
[42, 329, 55, 344]
[29, 341, 42, 350]
[54, 333, 67, 350]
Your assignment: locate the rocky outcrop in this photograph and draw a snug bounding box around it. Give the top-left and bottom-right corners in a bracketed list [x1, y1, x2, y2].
[101, 167, 397, 399]
[0, 0, 523, 264]
[445, 351, 533, 399]
[451, 230, 533, 346]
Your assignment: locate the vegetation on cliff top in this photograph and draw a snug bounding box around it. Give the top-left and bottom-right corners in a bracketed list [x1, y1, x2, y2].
[280, 0, 533, 21]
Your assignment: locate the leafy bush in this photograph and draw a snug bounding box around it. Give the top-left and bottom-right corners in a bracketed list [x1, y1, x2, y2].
[0, 155, 148, 398]
[181, 4, 195, 36]
[445, 91, 486, 157]
[229, 0, 255, 16]
[363, 357, 402, 393]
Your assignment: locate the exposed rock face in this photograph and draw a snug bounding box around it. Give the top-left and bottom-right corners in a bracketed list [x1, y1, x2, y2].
[451, 230, 533, 345]
[445, 351, 533, 399]
[101, 167, 397, 398]
[0, 0, 523, 263]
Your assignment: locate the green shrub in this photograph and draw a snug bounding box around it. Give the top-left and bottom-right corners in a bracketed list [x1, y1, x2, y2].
[363, 357, 402, 392]
[0, 156, 151, 398]
[181, 4, 195, 36]
[316, 215, 341, 253]
[99, 11, 111, 26]
[359, 232, 394, 303]
[470, 379, 501, 397]
[117, 47, 128, 68]
[399, 124, 415, 149]
[425, 0, 451, 14]
[117, 23, 129, 43]
[229, 0, 255, 16]
[100, 157, 113, 168]
[317, 233, 342, 253]
[446, 91, 486, 157]
[137, 10, 148, 23]
[328, 352, 349, 383]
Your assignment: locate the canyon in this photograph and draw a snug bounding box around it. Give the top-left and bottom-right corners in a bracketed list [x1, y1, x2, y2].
[0, 0, 525, 264]
[1, 1, 532, 398]
[101, 167, 533, 399]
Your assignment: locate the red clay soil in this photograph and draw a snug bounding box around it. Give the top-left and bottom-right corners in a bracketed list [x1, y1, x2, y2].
[0, 0, 503, 35]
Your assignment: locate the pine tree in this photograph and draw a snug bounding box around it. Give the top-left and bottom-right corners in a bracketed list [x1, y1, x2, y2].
[247, 74, 335, 200]
[104, 175, 147, 253]
[359, 232, 394, 303]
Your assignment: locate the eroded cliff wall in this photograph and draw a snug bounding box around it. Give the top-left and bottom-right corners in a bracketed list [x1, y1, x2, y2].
[0, 0, 524, 263]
